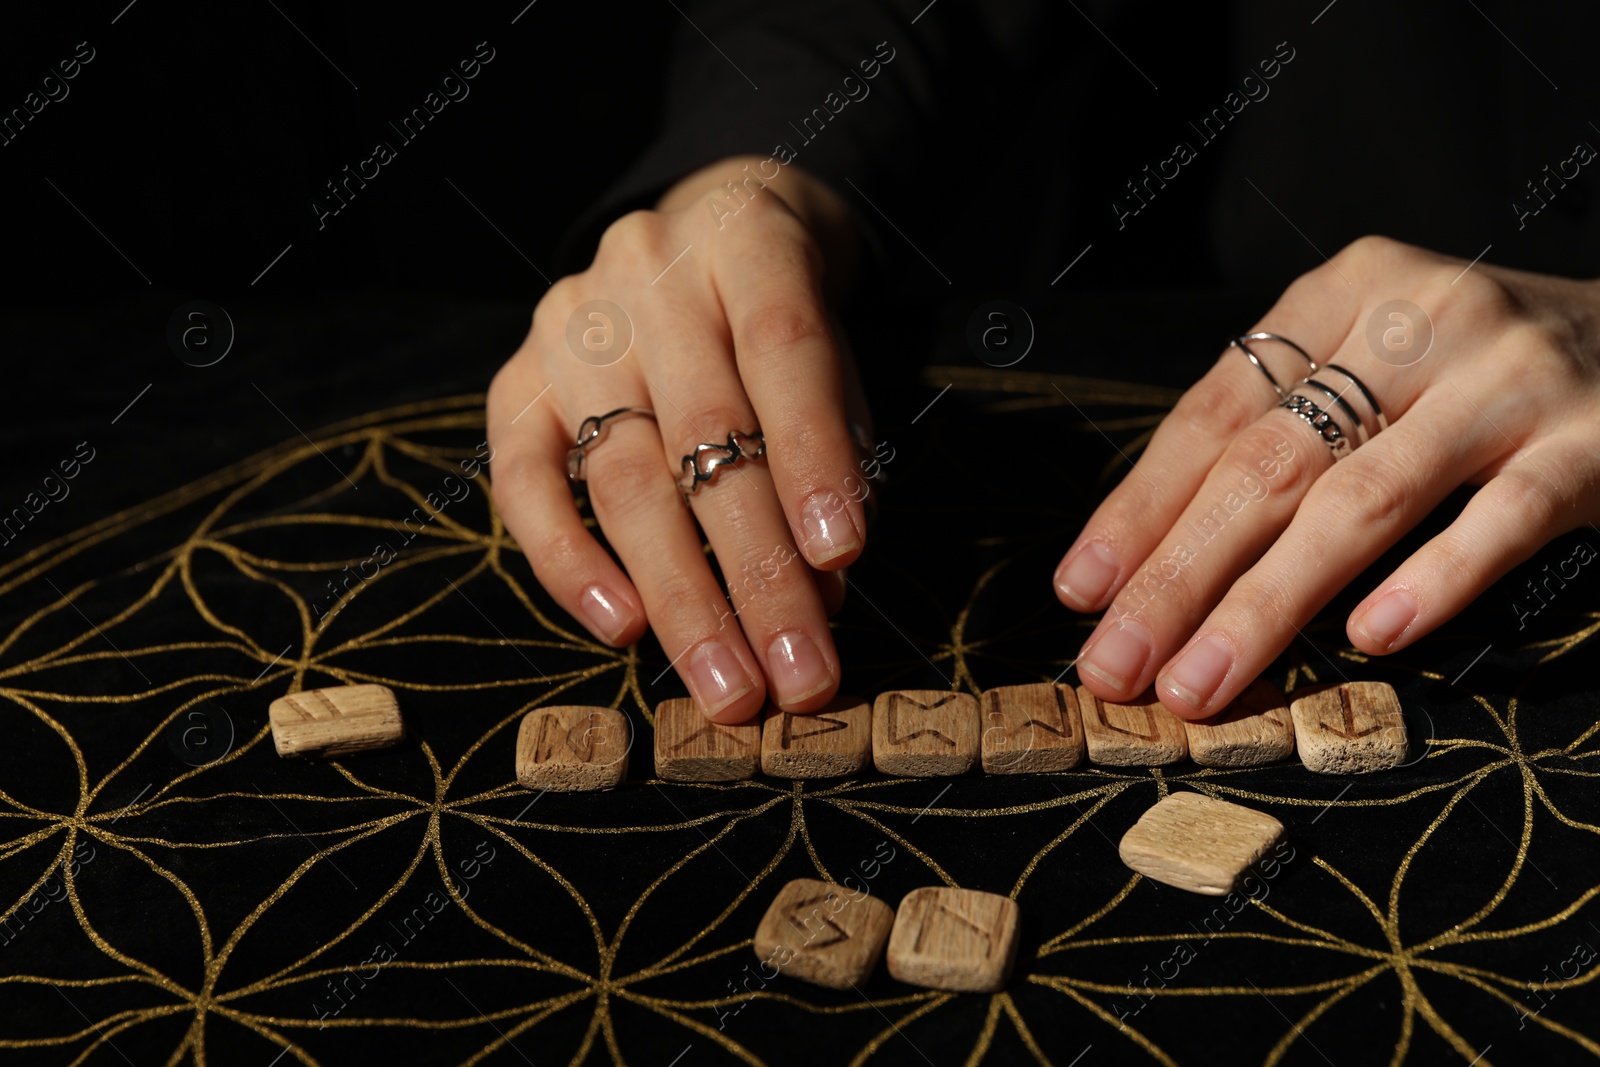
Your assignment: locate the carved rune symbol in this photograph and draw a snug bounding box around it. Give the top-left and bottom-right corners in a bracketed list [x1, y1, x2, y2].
[1093, 699, 1158, 741]
[1022, 687, 1075, 738]
[914, 903, 992, 957]
[888, 694, 957, 747]
[669, 720, 745, 754]
[787, 894, 851, 947]
[534, 714, 593, 762]
[1320, 688, 1380, 740]
[779, 713, 848, 749]
[282, 690, 344, 721]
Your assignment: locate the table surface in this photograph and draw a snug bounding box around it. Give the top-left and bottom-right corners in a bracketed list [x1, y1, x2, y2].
[1, 299, 1597, 1066]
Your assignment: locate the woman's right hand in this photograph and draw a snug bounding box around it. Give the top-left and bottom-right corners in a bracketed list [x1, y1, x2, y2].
[487, 155, 869, 723]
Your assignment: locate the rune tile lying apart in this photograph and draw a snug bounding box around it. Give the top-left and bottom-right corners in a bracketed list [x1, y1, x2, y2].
[1119, 791, 1285, 895]
[269, 684, 405, 758]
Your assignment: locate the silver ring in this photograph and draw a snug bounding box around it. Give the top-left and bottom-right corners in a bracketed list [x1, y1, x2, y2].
[1295, 377, 1368, 444]
[1279, 394, 1351, 460]
[1322, 364, 1389, 434]
[678, 429, 765, 495]
[1230, 332, 1318, 399]
[566, 407, 656, 483]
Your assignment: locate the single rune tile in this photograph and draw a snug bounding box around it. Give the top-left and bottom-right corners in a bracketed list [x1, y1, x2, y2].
[980, 683, 1086, 774]
[515, 706, 631, 792]
[1289, 681, 1408, 774]
[1076, 688, 1189, 766]
[269, 684, 405, 759]
[761, 696, 873, 778]
[653, 698, 760, 782]
[886, 886, 1021, 993]
[753, 878, 895, 990]
[871, 690, 981, 777]
[1119, 790, 1286, 895]
[1185, 680, 1297, 768]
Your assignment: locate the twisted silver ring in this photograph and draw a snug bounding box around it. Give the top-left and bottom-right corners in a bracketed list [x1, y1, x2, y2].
[1230, 332, 1318, 399]
[1279, 394, 1352, 460]
[678, 429, 765, 495]
[566, 407, 657, 483]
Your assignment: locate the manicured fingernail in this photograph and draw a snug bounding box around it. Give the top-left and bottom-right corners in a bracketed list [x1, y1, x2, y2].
[1078, 616, 1152, 693]
[1354, 589, 1419, 651]
[1160, 634, 1235, 714]
[688, 640, 756, 716]
[1056, 541, 1119, 610]
[765, 630, 834, 706]
[578, 584, 631, 644]
[798, 490, 862, 564]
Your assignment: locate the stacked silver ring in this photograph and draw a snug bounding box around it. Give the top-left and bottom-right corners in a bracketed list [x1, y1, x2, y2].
[1278, 362, 1388, 461]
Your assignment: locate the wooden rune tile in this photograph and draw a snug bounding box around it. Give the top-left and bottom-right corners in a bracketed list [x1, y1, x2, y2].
[871, 690, 981, 777]
[753, 878, 895, 990]
[886, 886, 1021, 993]
[761, 696, 873, 778]
[1185, 680, 1297, 768]
[1119, 791, 1285, 895]
[653, 698, 760, 782]
[1076, 688, 1189, 766]
[980, 683, 1087, 774]
[515, 706, 631, 792]
[1289, 681, 1408, 774]
[269, 683, 405, 758]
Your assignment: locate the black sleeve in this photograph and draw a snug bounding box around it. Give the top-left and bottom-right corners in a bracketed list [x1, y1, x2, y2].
[557, 0, 1054, 273]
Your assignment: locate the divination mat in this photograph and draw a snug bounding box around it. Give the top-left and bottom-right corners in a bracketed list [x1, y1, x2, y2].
[1, 371, 1598, 1067]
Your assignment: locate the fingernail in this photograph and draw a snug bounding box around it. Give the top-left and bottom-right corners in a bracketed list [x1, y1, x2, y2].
[1077, 616, 1152, 693]
[1354, 589, 1419, 651]
[798, 490, 862, 564]
[578, 584, 631, 644]
[688, 641, 756, 716]
[1160, 634, 1235, 714]
[1056, 541, 1119, 610]
[765, 630, 835, 706]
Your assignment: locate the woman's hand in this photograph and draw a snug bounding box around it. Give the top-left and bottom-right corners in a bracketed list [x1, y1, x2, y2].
[1054, 235, 1600, 719]
[488, 156, 867, 723]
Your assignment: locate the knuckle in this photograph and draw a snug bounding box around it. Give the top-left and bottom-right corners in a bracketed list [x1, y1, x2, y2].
[1171, 374, 1260, 442]
[671, 405, 756, 453]
[531, 275, 586, 335]
[1308, 449, 1418, 528]
[1333, 234, 1400, 270]
[1487, 466, 1563, 530]
[586, 450, 672, 523]
[1227, 421, 1319, 497]
[488, 450, 539, 500]
[735, 301, 829, 362]
[596, 209, 666, 256]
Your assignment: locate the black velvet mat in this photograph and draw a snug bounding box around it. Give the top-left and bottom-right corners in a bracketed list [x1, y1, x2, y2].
[1, 294, 1597, 1065]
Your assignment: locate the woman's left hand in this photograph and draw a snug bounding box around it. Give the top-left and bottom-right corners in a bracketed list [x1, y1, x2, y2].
[1053, 235, 1600, 719]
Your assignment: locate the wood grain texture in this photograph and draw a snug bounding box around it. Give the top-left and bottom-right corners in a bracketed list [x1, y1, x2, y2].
[268, 684, 404, 758]
[886, 886, 1020, 993]
[1289, 681, 1408, 774]
[1185, 680, 1297, 768]
[1076, 688, 1189, 766]
[653, 698, 760, 782]
[980, 683, 1086, 774]
[752, 878, 895, 990]
[515, 706, 631, 792]
[1118, 791, 1285, 895]
[870, 690, 981, 777]
[760, 696, 872, 778]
